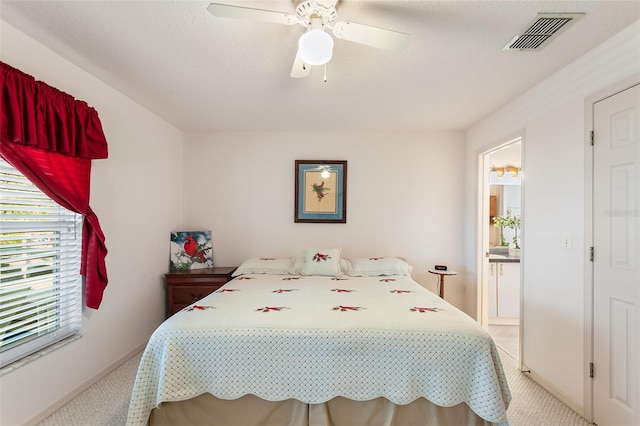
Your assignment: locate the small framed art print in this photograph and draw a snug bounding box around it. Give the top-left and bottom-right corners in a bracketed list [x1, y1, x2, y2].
[169, 230, 213, 270]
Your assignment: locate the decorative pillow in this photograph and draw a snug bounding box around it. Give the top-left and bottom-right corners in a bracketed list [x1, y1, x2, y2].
[346, 257, 412, 277]
[232, 257, 293, 277]
[292, 256, 350, 275]
[301, 248, 342, 276]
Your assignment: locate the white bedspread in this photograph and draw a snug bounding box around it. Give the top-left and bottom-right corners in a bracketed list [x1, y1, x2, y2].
[127, 274, 510, 424]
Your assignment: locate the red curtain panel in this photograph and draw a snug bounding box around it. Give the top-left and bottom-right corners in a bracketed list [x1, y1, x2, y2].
[0, 61, 109, 309]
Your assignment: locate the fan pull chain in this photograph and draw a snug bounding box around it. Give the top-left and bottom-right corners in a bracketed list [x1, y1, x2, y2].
[323, 64, 328, 83]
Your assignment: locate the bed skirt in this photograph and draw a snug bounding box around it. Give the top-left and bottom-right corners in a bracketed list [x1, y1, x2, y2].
[149, 394, 495, 426]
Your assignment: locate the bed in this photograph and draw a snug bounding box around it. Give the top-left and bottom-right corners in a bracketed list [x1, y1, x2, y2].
[127, 254, 511, 425]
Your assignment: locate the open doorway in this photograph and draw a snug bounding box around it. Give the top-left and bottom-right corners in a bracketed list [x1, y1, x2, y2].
[478, 136, 523, 361]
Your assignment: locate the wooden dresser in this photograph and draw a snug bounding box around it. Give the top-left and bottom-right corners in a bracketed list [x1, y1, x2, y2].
[165, 267, 236, 317]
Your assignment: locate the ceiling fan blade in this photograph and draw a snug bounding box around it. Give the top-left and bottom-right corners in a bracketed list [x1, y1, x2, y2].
[331, 21, 410, 51]
[290, 46, 310, 78]
[207, 3, 298, 25]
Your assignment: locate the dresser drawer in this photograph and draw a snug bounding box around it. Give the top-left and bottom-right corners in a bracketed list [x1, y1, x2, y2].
[171, 285, 220, 305]
[165, 267, 236, 318]
[166, 275, 230, 286]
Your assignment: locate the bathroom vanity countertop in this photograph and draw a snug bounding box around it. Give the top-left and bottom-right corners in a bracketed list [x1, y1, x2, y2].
[488, 254, 520, 263]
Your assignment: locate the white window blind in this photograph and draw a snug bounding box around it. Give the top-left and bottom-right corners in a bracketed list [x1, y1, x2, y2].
[0, 157, 82, 369]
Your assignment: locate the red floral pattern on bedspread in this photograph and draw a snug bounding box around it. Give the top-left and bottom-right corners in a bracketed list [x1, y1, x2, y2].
[410, 307, 438, 313]
[333, 305, 364, 311]
[184, 305, 214, 311]
[256, 306, 289, 312]
[191, 280, 434, 317]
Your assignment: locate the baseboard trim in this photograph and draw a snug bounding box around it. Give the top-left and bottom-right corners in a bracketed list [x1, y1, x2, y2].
[25, 341, 147, 426]
[522, 363, 586, 419]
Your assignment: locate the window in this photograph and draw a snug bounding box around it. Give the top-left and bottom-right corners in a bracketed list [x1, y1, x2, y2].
[0, 157, 82, 369]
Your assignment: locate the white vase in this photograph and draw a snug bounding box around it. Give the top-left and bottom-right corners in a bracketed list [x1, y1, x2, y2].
[509, 248, 521, 257]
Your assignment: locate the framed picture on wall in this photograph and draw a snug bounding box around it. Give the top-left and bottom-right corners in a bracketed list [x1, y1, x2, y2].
[294, 160, 347, 223]
[169, 230, 213, 270]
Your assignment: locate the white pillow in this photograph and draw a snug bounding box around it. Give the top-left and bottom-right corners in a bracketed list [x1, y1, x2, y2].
[346, 257, 412, 277]
[232, 257, 293, 277]
[301, 248, 342, 276]
[291, 256, 350, 275]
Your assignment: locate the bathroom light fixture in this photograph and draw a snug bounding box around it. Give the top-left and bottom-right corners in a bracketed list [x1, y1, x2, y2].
[491, 165, 520, 178]
[298, 17, 334, 66]
[506, 165, 520, 177]
[491, 166, 505, 178]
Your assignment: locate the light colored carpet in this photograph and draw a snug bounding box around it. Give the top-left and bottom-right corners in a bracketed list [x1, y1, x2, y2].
[38, 351, 142, 426]
[38, 349, 590, 425]
[497, 350, 590, 426]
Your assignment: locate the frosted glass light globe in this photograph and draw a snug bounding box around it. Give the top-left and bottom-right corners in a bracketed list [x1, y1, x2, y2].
[299, 29, 334, 66]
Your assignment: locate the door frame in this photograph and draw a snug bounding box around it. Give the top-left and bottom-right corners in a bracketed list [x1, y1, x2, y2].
[584, 73, 640, 423]
[476, 131, 525, 365]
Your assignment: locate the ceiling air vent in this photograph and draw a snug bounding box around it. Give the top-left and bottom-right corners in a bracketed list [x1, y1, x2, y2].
[503, 13, 584, 51]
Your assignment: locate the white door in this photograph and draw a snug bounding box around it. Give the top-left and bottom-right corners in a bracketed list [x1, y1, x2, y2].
[593, 83, 640, 426]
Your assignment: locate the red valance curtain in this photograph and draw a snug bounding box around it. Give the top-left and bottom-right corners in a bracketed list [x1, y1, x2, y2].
[0, 61, 109, 309]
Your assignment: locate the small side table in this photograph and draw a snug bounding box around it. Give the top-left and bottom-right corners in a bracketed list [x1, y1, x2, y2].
[428, 269, 458, 299]
[165, 267, 236, 317]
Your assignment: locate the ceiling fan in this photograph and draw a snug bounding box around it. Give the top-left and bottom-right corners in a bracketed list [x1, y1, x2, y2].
[207, 0, 410, 79]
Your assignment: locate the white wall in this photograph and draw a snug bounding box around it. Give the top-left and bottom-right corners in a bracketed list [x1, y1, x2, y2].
[183, 130, 468, 307]
[463, 20, 640, 416]
[0, 22, 184, 426]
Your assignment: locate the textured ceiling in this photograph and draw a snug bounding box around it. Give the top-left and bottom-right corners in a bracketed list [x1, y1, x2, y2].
[1, 1, 639, 131]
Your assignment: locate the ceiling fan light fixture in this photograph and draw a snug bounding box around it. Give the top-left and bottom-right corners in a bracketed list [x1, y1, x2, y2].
[299, 29, 334, 66]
